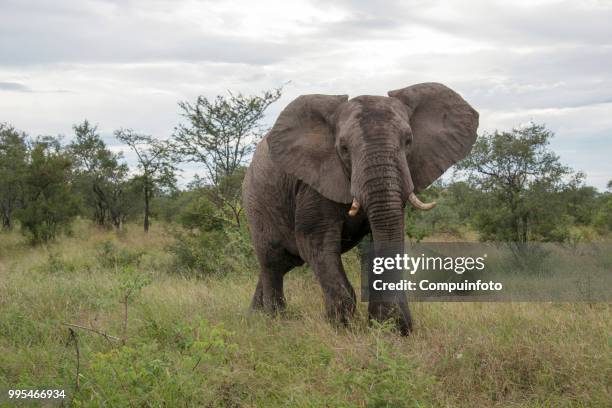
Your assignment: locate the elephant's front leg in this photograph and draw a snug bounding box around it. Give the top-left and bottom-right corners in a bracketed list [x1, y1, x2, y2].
[295, 188, 356, 325]
[310, 252, 356, 324]
[368, 297, 412, 335]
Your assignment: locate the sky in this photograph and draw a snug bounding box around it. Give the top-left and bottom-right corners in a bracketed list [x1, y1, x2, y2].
[1, 0, 611, 189]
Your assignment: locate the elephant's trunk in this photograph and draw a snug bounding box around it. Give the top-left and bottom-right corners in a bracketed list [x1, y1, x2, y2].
[353, 151, 406, 243]
[353, 149, 413, 334]
[366, 194, 405, 243]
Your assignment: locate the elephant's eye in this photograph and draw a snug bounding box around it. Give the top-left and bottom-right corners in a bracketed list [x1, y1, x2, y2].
[404, 131, 413, 147]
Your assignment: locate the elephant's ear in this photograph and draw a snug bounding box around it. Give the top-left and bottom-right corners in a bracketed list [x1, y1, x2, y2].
[388, 83, 479, 193]
[267, 94, 352, 203]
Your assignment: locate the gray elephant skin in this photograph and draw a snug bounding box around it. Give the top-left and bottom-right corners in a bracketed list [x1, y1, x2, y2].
[243, 82, 479, 334]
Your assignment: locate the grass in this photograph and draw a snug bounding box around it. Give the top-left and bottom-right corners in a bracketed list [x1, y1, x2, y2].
[0, 220, 610, 407]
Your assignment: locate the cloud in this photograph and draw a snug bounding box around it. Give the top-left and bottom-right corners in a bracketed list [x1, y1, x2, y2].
[0, 81, 31, 92]
[408, 0, 612, 47]
[0, 0, 610, 189]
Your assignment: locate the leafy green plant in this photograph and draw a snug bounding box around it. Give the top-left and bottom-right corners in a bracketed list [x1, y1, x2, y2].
[80, 342, 185, 406]
[167, 222, 256, 277]
[46, 251, 78, 274]
[335, 321, 437, 407]
[96, 240, 144, 270]
[117, 266, 152, 344]
[74, 319, 236, 406]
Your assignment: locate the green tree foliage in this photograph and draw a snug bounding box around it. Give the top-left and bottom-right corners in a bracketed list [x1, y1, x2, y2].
[69, 120, 135, 229]
[178, 195, 225, 232]
[188, 167, 248, 227]
[173, 88, 282, 227]
[115, 129, 176, 232]
[455, 123, 581, 242]
[16, 136, 78, 243]
[593, 180, 612, 232]
[405, 182, 460, 242]
[167, 191, 256, 277]
[0, 123, 28, 230]
[174, 88, 282, 185]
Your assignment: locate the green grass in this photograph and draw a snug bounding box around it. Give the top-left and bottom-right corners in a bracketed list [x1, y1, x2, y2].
[0, 221, 610, 407]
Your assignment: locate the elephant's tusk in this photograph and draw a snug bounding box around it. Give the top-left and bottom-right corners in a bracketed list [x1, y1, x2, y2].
[408, 192, 436, 211]
[348, 198, 360, 216]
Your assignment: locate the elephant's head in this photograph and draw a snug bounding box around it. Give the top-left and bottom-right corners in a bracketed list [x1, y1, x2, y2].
[267, 82, 478, 243]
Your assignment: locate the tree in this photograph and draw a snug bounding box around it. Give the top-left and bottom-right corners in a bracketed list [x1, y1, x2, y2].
[0, 123, 28, 230]
[593, 180, 612, 232]
[455, 123, 579, 242]
[172, 88, 282, 226]
[17, 136, 78, 243]
[174, 88, 282, 185]
[561, 182, 599, 226]
[69, 120, 132, 229]
[114, 129, 176, 232]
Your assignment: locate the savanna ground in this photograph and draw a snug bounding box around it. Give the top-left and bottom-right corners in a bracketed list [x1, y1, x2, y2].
[0, 221, 610, 407]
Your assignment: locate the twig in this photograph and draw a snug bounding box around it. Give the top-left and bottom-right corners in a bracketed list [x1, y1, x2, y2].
[122, 295, 129, 345]
[67, 328, 80, 390]
[192, 356, 202, 371]
[62, 322, 121, 342]
[192, 344, 213, 371]
[89, 318, 115, 347]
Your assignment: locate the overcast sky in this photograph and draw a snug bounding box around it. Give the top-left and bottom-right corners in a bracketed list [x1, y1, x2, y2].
[1, 0, 610, 189]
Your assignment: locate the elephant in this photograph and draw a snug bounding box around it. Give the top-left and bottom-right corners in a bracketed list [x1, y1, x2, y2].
[242, 82, 478, 334]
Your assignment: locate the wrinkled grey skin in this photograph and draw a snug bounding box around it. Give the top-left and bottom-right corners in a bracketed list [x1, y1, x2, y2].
[243, 83, 479, 334]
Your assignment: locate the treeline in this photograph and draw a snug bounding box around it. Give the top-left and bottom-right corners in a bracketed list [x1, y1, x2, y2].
[0, 121, 172, 243]
[1, 88, 611, 252]
[0, 88, 282, 245]
[407, 124, 612, 243]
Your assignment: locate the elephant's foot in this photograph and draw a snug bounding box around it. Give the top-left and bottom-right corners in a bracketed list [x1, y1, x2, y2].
[324, 285, 356, 326]
[251, 294, 286, 316]
[263, 296, 286, 316]
[251, 290, 286, 316]
[251, 271, 288, 315]
[250, 279, 264, 310]
[368, 300, 412, 335]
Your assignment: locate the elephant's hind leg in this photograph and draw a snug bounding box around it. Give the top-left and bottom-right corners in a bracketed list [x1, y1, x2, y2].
[251, 247, 302, 314]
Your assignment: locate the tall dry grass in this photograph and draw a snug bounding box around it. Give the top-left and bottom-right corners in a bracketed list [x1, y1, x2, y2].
[0, 220, 610, 406]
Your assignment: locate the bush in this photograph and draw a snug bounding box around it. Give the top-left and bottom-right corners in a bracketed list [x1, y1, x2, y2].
[178, 196, 225, 232]
[335, 322, 436, 406]
[96, 240, 144, 269]
[593, 195, 612, 233]
[168, 195, 256, 277]
[74, 320, 236, 406]
[38, 251, 78, 274]
[168, 226, 255, 277]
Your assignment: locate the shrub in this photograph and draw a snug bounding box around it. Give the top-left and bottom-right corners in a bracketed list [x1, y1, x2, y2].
[74, 320, 236, 406]
[168, 196, 256, 277]
[178, 196, 225, 232]
[43, 251, 77, 274]
[168, 227, 256, 277]
[335, 322, 436, 406]
[96, 240, 144, 269]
